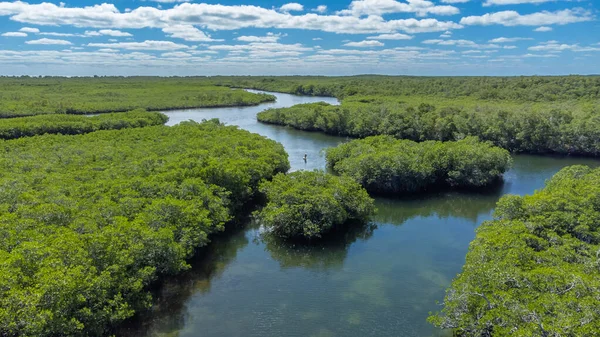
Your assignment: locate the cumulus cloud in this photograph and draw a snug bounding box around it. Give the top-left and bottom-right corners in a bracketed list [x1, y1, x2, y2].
[280, 3, 304, 12]
[19, 27, 39, 33]
[2, 31, 27, 37]
[367, 33, 413, 40]
[423, 39, 500, 49]
[483, 0, 559, 5]
[441, 0, 470, 2]
[534, 26, 553, 32]
[161, 51, 192, 57]
[236, 33, 284, 43]
[338, 0, 460, 17]
[344, 40, 384, 47]
[0, 1, 463, 35]
[85, 29, 132, 37]
[162, 25, 221, 42]
[26, 38, 72, 45]
[313, 5, 327, 13]
[460, 8, 593, 27]
[488, 37, 533, 43]
[88, 40, 191, 50]
[528, 40, 600, 53]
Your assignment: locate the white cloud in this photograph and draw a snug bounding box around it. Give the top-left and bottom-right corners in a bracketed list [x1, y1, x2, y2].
[161, 51, 192, 57]
[488, 37, 533, 43]
[522, 53, 559, 58]
[367, 33, 413, 40]
[2, 31, 27, 37]
[150, 0, 190, 2]
[423, 39, 499, 49]
[503, 45, 517, 49]
[528, 41, 600, 53]
[39, 32, 78, 37]
[162, 25, 221, 42]
[338, 0, 460, 17]
[344, 40, 384, 47]
[312, 37, 323, 41]
[26, 38, 72, 45]
[483, 0, 559, 6]
[313, 5, 327, 13]
[0, 1, 463, 35]
[19, 27, 39, 33]
[236, 33, 283, 43]
[441, 0, 470, 2]
[440, 30, 452, 38]
[88, 40, 191, 50]
[461, 8, 593, 27]
[534, 26, 553, 32]
[280, 3, 304, 12]
[86, 29, 132, 37]
[97, 48, 118, 52]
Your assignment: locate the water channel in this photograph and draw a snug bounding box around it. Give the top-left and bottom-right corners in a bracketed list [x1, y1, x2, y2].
[121, 90, 600, 337]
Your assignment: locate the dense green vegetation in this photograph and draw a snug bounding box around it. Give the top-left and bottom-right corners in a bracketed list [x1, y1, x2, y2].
[429, 165, 600, 336]
[0, 120, 289, 336]
[214, 75, 600, 101]
[326, 136, 512, 194]
[0, 110, 168, 139]
[0, 77, 275, 117]
[256, 171, 375, 240]
[257, 98, 600, 156]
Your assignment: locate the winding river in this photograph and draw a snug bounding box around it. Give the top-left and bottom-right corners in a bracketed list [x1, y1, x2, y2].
[121, 91, 600, 337]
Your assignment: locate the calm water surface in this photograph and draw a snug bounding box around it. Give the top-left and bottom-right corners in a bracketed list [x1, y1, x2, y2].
[122, 91, 600, 337]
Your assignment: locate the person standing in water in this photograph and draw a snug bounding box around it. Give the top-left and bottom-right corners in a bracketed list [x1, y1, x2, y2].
[303, 153, 307, 162]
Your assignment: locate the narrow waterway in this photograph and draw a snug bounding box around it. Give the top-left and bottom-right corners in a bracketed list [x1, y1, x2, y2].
[121, 91, 600, 337]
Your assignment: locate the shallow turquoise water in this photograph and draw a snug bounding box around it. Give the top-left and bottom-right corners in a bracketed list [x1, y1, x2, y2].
[120, 92, 600, 337]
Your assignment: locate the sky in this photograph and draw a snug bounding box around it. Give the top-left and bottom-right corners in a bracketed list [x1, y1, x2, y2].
[0, 0, 598, 76]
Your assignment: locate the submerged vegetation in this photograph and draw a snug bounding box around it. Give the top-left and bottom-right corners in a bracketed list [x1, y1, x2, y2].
[0, 120, 289, 336]
[430, 165, 600, 336]
[0, 77, 275, 117]
[0, 110, 168, 139]
[326, 136, 512, 194]
[256, 171, 375, 240]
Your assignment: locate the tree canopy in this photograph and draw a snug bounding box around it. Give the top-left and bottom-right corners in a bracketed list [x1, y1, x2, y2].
[0, 77, 275, 117]
[429, 165, 600, 336]
[326, 136, 512, 195]
[0, 110, 168, 139]
[0, 120, 289, 336]
[256, 170, 375, 240]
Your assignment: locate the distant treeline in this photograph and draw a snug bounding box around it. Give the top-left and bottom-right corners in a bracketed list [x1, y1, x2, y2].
[0, 77, 275, 117]
[0, 110, 168, 139]
[326, 136, 512, 194]
[258, 99, 600, 156]
[213, 75, 600, 101]
[430, 165, 600, 336]
[0, 120, 289, 336]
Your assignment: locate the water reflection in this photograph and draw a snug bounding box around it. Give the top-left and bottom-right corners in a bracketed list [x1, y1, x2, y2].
[119, 227, 250, 337]
[259, 222, 377, 271]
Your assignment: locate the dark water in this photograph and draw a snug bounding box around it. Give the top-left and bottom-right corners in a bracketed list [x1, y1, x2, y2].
[123, 92, 600, 337]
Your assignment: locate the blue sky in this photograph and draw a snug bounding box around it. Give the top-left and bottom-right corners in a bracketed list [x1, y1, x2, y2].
[0, 0, 598, 76]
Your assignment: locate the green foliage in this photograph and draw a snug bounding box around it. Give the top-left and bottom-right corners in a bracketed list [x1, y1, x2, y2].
[0, 77, 275, 117]
[429, 165, 600, 336]
[0, 109, 168, 139]
[258, 97, 600, 156]
[326, 136, 512, 194]
[214, 75, 600, 101]
[256, 171, 375, 240]
[0, 121, 289, 336]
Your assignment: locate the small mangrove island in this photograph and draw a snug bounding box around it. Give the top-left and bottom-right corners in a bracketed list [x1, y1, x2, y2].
[256, 170, 375, 240]
[326, 136, 512, 195]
